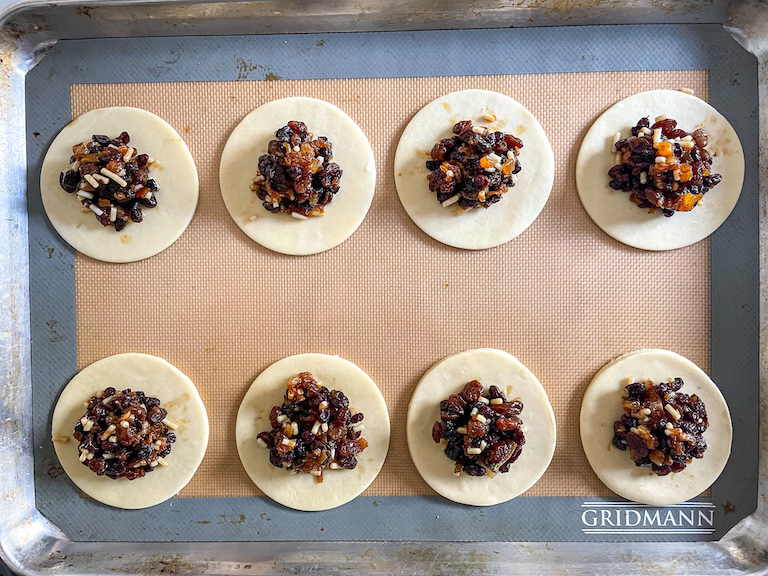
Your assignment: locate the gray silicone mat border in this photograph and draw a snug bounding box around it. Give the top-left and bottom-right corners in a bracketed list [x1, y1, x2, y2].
[25, 24, 758, 542]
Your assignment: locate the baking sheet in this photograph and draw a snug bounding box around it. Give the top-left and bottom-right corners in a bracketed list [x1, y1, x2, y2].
[26, 25, 759, 542]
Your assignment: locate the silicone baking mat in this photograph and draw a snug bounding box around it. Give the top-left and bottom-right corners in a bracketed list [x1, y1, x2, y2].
[75, 72, 710, 500]
[27, 25, 758, 542]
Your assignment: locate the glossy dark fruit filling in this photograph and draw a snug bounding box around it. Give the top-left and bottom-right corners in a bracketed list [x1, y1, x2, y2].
[73, 387, 176, 480]
[613, 378, 708, 475]
[59, 132, 158, 231]
[257, 372, 367, 482]
[252, 121, 343, 218]
[426, 120, 523, 211]
[432, 380, 525, 477]
[608, 117, 721, 217]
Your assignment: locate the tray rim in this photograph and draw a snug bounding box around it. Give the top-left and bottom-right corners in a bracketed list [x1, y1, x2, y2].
[1, 1, 767, 574]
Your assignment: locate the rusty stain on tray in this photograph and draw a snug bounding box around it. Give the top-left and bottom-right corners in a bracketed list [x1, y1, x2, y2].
[46, 319, 62, 342]
[235, 57, 282, 81]
[136, 554, 211, 575]
[76, 6, 95, 18]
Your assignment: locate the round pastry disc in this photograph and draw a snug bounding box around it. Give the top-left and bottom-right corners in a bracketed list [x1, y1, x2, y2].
[235, 353, 390, 511]
[219, 97, 376, 256]
[580, 348, 732, 506]
[406, 348, 556, 506]
[40, 107, 199, 262]
[394, 89, 554, 250]
[576, 90, 744, 251]
[51, 353, 209, 509]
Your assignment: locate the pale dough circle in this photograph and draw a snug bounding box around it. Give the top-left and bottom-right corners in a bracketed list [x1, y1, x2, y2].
[406, 348, 556, 506]
[51, 353, 209, 509]
[235, 354, 390, 511]
[575, 90, 745, 251]
[219, 97, 376, 256]
[40, 107, 199, 263]
[580, 349, 732, 506]
[394, 89, 555, 250]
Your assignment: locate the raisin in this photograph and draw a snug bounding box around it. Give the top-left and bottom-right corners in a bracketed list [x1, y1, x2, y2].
[467, 420, 489, 438]
[651, 118, 678, 137]
[485, 441, 513, 465]
[692, 128, 709, 148]
[444, 441, 463, 461]
[487, 385, 505, 401]
[59, 170, 80, 193]
[86, 458, 107, 475]
[287, 120, 307, 134]
[329, 390, 348, 408]
[625, 382, 645, 397]
[463, 463, 486, 476]
[439, 399, 464, 420]
[431, 421, 443, 443]
[129, 203, 143, 223]
[338, 441, 361, 458]
[337, 456, 357, 470]
[495, 417, 522, 431]
[491, 402, 522, 417]
[461, 380, 483, 402]
[136, 397, 156, 411]
[333, 407, 350, 426]
[147, 406, 167, 424]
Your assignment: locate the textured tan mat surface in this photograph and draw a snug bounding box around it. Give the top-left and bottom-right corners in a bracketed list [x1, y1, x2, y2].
[74, 70, 710, 498]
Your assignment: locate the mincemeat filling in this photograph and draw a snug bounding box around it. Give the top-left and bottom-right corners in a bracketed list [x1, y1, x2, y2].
[252, 121, 343, 219]
[431, 380, 525, 477]
[608, 117, 722, 217]
[613, 378, 708, 475]
[73, 387, 177, 480]
[426, 119, 523, 211]
[59, 132, 158, 231]
[257, 372, 367, 482]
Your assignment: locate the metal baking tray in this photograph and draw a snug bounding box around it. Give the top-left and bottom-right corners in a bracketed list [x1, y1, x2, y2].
[1, 1, 767, 574]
